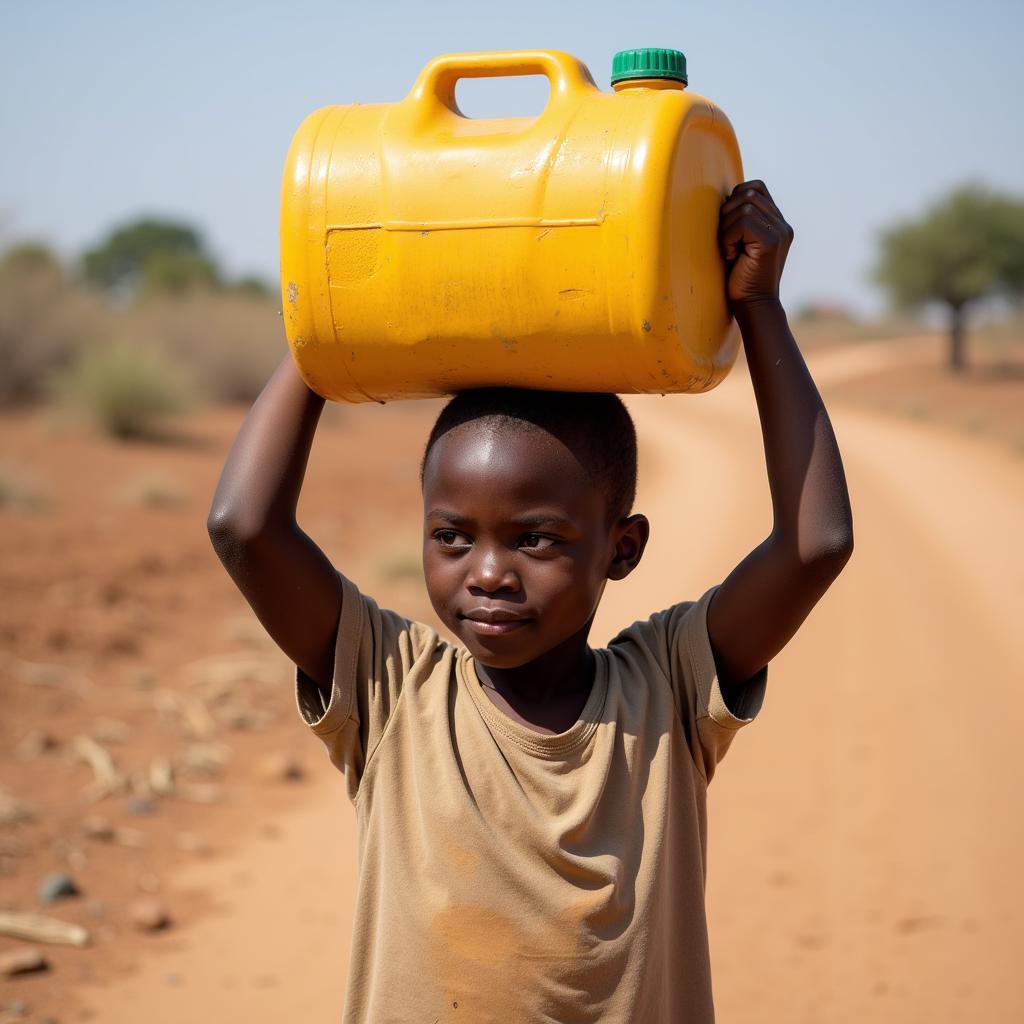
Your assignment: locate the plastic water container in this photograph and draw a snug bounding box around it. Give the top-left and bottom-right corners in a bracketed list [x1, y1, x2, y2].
[280, 48, 743, 402]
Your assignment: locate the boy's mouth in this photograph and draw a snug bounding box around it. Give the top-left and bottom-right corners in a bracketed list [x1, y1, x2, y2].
[460, 608, 532, 636]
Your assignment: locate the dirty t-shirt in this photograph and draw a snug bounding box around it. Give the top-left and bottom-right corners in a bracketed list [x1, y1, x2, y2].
[294, 572, 767, 1023]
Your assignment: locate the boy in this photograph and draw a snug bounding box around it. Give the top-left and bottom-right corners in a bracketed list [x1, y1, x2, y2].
[208, 180, 853, 1022]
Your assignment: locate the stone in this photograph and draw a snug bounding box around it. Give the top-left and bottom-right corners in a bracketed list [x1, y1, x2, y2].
[38, 873, 80, 904]
[220, 704, 259, 731]
[126, 797, 156, 817]
[259, 753, 305, 783]
[0, 947, 49, 977]
[15, 730, 59, 761]
[130, 898, 171, 932]
[81, 816, 115, 842]
[0, 789, 36, 827]
[180, 743, 232, 778]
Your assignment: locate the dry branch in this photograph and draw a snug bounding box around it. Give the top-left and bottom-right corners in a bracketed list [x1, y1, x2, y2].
[0, 911, 90, 947]
[73, 735, 125, 800]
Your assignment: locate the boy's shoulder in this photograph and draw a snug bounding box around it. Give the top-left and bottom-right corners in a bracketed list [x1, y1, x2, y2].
[606, 590, 711, 656]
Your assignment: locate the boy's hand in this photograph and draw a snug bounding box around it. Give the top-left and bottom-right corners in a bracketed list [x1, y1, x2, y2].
[718, 180, 794, 310]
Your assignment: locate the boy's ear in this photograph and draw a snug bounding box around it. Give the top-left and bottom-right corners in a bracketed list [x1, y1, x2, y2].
[607, 513, 650, 581]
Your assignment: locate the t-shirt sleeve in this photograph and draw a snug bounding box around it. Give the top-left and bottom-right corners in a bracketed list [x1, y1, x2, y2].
[614, 584, 768, 783]
[293, 570, 445, 803]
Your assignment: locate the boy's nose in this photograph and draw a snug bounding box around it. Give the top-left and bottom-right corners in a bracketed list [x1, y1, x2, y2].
[466, 549, 520, 594]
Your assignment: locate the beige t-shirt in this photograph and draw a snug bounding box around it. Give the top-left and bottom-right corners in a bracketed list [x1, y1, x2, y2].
[295, 572, 766, 1023]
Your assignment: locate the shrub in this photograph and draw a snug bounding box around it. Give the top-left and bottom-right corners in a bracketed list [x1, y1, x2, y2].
[1, 238, 284, 409]
[0, 248, 107, 406]
[125, 290, 285, 403]
[55, 340, 194, 439]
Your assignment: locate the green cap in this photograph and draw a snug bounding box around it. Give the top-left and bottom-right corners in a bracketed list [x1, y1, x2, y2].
[611, 47, 687, 85]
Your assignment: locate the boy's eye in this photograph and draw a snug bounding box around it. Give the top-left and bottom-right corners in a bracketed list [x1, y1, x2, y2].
[433, 529, 469, 548]
[519, 533, 555, 550]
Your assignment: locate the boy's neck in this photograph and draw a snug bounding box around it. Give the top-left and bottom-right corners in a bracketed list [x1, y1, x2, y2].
[475, 621, 596, 707]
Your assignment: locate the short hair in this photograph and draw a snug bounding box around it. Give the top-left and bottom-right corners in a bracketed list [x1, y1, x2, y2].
[420, 388, 638, 523]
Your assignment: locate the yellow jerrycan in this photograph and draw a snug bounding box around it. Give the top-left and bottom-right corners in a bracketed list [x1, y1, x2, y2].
[280, 47, 743, 402]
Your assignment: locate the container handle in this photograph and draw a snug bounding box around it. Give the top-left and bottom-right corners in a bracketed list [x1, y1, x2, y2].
[407, 50, 597, 121]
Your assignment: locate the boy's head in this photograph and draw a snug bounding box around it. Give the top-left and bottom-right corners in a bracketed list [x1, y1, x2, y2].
[420, 388, 649, 669]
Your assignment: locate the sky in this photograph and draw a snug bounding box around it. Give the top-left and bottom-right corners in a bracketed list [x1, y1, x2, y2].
[2, 0, 1022, 315]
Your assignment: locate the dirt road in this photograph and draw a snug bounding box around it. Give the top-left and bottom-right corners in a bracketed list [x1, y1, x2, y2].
[77, 347, 1024, 1022]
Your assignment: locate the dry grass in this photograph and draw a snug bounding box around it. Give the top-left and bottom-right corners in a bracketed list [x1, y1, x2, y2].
[124, 291, 286, 404]
[1, 257, 285, 411]
[0, 262, 108, 407]
[54, 340, 195, 440]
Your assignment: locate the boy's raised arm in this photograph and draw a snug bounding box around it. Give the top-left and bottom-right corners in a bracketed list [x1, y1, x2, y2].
[707, 181, 854, 704]
[207, 353, 342, 694]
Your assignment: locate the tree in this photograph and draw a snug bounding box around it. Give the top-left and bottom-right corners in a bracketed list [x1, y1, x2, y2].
[874, 185, 1024, 371]
[0, 242, 102, 406]
[1, 241, 61, 276]
[140, 249, 220, 295]
[81, 218, 220, 296]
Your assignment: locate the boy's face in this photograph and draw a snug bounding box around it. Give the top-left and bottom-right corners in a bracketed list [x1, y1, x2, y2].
[421, 422, 646, 669]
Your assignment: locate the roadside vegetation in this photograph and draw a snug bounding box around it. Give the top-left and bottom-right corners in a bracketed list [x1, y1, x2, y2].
[1, 186, 1022, 441]
[0, 218, 283, 439]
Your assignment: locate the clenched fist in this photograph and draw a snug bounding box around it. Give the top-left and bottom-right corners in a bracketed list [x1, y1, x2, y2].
[718, 180, 794, 310]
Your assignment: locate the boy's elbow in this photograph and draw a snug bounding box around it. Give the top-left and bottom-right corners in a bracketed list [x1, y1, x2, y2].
[207, 502, 265, 559]
[774, 507, 853, 570]
[802, 523, 855, 578]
